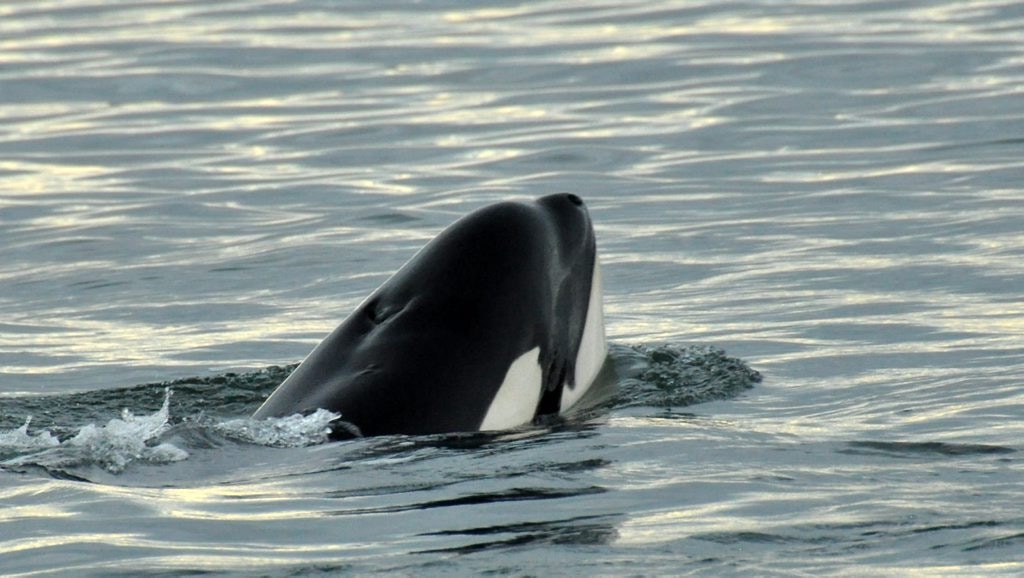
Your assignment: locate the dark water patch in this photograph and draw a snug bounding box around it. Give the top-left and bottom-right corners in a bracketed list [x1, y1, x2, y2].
[419, 514, 618, 554]
[842, 441, 1016, 458]
[913, 520, 1004, 535]
[332, 486, 606, 517]
[104, 571, 226, 578]
[693, 531, 815, 545]
[4, 463, 92, 483]
[328, 427, 599, 466]
[67, 278, 130, 291]
[270, 565, 357, 578]
[695, 517, 1020, 558]
[530, 457, 611, 475]
[961, 532, 1024, 552]
[412, 486, 606, 511]
[360, 212, 420, 225]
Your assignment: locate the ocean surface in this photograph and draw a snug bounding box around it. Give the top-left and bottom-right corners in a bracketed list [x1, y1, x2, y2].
[2, 0, 1023, 575]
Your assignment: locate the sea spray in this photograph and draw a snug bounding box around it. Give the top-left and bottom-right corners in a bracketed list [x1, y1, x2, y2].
[2, 389, 188, 474]
[0, 417, 60, 455]
[215, 409, 342, 447]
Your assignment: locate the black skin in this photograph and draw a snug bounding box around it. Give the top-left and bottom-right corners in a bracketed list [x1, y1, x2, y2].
[252, 193, 597, 438]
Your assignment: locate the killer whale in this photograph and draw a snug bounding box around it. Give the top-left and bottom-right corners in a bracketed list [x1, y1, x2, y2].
[253, 193, 607, 438]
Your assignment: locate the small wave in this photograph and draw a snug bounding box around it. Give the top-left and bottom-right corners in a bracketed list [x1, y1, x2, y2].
[214, 409, 343, 447]
[2, 389, 187, 474]
[0, 417, 60, 453]
[843, 441, 1016, 458]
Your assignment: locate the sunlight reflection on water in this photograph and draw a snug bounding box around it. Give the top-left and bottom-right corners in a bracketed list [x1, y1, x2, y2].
[2, 0, 1024, 575]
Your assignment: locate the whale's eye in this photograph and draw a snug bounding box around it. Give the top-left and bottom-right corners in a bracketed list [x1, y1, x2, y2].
[365, 297, 405, 326]
[365, 299, 385, 324]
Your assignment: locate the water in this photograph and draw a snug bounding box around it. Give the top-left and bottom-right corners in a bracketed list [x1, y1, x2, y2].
[2, 0, 1023, 575]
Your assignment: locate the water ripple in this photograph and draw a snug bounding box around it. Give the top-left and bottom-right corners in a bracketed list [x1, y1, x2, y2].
[3, 0, 1024, 575]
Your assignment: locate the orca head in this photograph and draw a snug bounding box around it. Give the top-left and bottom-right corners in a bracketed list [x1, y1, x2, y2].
[253, 194, 606, 437]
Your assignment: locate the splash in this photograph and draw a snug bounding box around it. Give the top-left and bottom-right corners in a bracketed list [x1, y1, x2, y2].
[2, 388, 188, 474]
[0, 417, 60, 453]
[215, 409, 343, 447]
[616, 344, 762, 408]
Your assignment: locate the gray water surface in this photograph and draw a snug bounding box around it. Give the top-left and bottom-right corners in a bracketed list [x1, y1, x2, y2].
[2, 0, 1024, 575]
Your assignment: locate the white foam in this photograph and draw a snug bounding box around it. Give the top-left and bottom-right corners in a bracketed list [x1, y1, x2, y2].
[480, 346, 544, 431]
[561, 258, 608, 412]
[0, 417, 60, 452]
[218, 409, 341, 447]
[2, 388, 188, 474]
